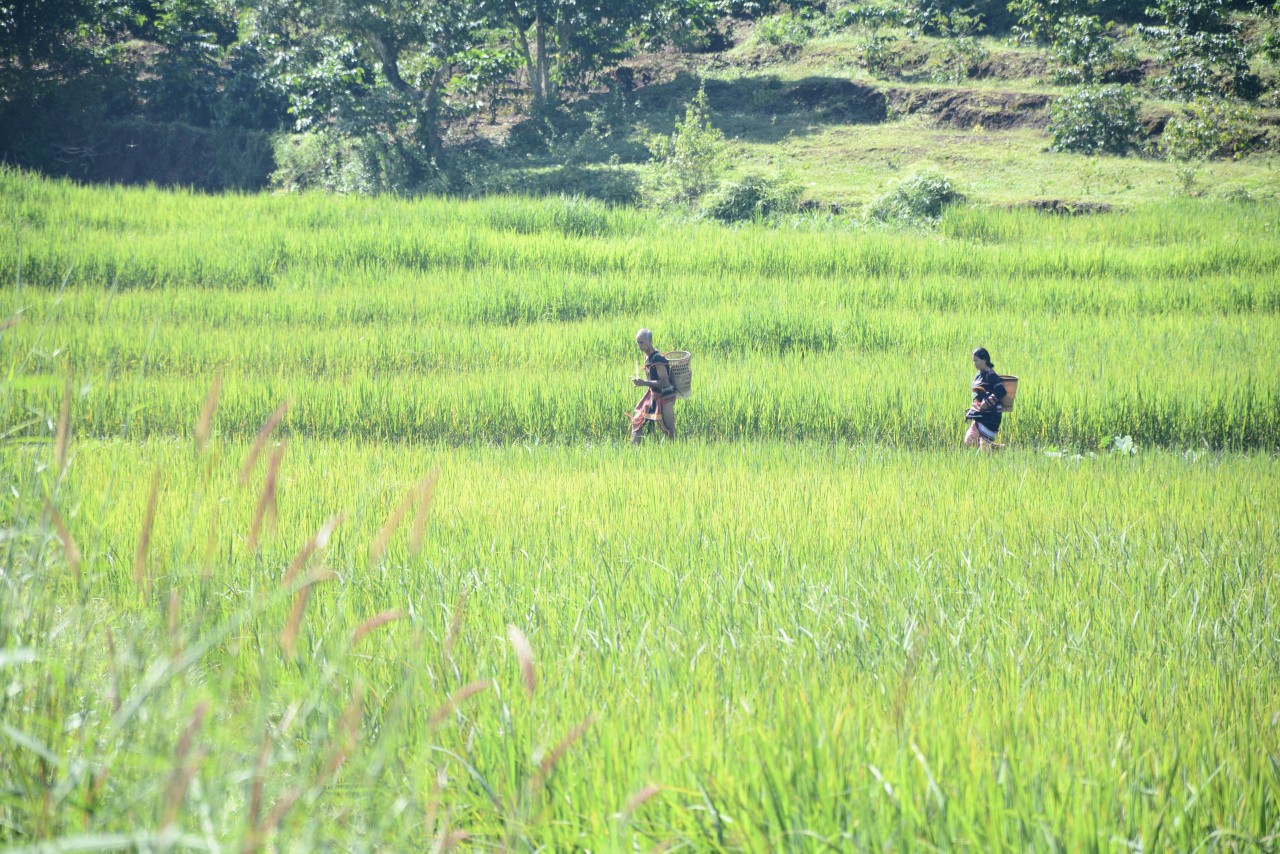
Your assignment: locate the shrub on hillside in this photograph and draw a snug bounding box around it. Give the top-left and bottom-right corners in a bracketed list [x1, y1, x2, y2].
[643, 84, 727, 207]
[1049, 15, 1140, 84]
[834, 3, 907, 30]
[753, 12, 817, 52]
[867, 169, 963, 223]
[1161, 98, 1260, 160]
[1009, 0, 1148, 44]
[1140, 0, 1251, 98]
[699, 170, 802, 222]
[1048, 85, 1142, 155]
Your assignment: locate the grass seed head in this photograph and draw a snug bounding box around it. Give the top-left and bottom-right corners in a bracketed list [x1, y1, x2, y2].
[371, 482, 417, 562]
[195, 370, 223, 454]
[161, 701, 209, 828]
[409, 470, 440, 554]
[240, 400, 288, 485]
[248, 441, 286, 552]
[352, 608, 404, 646]
[443, 590, 468, 660]
[280, 567, 335, 657]
[507, 624, 536, 698]
[428, 680, 492, 728]
[284, 512, 343, 588]
[46, 501, 81, 583]
[619, 784, 662, 819]
[55, 376, 71, 476]
[531, 715, 595, 793]
[133, 469, 162, 592]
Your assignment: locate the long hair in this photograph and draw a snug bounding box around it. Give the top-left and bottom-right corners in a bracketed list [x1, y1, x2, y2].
[972, 347, 994, 370]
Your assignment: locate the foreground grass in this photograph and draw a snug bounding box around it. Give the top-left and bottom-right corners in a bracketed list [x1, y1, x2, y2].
[3, 436, 1278, 849]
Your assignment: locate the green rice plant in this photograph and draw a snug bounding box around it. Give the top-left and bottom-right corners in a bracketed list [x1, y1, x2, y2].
[2, 169, 1278, 847]
[1, 430, 1277, 849]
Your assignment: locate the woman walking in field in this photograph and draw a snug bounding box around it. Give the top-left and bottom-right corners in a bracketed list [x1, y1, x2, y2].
[630, 328, 677, 443]
[964, 347, 1007, 451]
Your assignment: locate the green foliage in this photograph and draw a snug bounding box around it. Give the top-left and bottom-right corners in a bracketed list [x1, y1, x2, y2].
[1140, 0, 1251, 98]
[1010, 0, 1095, 44]
[271, 130, 423, 194]
[698, 169, 802, 222]
[928, 11, 989, 80]
[753, 11, 817, 51]
[833, 2, 908, 30]
[643, 84, 727, 206]
[1263, 3, 1280, 66]
[1049, 14, 1140, 83]
[5, 437, 1277, 848]
[860, 33, 905, 75]
[1009, 0, 1148, 43]
[905, 0, 996, 34]
[1161, 97, 1260, 159]
[867, 168, 963, 223]
[635, 0, 729, 52]
[1048, 84, 1142, 155]
[473, 164, 642, 205]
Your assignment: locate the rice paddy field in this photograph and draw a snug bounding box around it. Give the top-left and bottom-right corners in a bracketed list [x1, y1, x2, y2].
[2, 168, 1279, 851]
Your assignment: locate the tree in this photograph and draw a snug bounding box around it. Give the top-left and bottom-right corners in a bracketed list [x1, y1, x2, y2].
[249, 0, 487, 167]
[0, 0, 98, 76]
[481, 0, 658, 110]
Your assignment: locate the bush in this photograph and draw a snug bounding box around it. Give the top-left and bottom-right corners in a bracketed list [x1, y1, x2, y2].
[699, 170, 802, 222]
[834, 3, 907, 30]
[867, 169, 963, 223]
[1048, 85, 1142, 155]
[643, 84, 727, 207]
[1161, 98, 1259, 160]
[271, 131, 421, 194]
[1009, 0, 1148, 43]
[754, 12, 816, 51]
[1049, 15, 1140, 84]
[1140, 0, 1250, 98]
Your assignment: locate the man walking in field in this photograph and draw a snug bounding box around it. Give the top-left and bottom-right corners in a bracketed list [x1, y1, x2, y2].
[630, 328, 677, 443]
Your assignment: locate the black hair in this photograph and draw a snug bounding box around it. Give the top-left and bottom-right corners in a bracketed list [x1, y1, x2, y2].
[972, 347, 994, 370]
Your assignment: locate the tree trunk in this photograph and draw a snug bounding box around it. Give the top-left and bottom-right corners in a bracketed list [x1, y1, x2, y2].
[513, 24, 538, 103]
[416, 62, 451, 164]
[535, 14, 549, 107]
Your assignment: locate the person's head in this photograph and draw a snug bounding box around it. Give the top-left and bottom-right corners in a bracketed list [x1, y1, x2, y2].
[635, 328, 654, 353]
[972, 347, 994, 371]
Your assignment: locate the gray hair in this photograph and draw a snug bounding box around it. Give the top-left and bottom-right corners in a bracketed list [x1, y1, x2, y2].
[636, 328, 652, 342]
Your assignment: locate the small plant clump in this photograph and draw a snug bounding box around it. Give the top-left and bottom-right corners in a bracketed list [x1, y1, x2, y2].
[699, 170, 802, 223]
[1161, 98, 1260, 160]
[1048, 84, 1142, 155]
[867, 169, 964, 223]
[754, 12, 817, 53]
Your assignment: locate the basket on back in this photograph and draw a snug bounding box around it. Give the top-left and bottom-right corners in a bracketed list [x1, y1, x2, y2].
[665, 350, 693, 399]
[999, 375, 1019, 410]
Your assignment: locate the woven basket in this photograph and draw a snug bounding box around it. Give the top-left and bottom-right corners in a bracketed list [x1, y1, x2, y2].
[999, 375, 1019, 410]
[664, 350, 692, 399]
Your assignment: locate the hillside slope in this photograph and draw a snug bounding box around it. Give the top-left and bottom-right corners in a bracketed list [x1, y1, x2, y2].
[451, 15, 1280, 211]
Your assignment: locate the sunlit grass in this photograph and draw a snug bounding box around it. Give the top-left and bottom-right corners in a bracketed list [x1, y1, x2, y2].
[1, 171, 1278, 850]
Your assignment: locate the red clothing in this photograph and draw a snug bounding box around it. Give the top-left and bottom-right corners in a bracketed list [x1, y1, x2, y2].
[631, 389, 672, 437]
